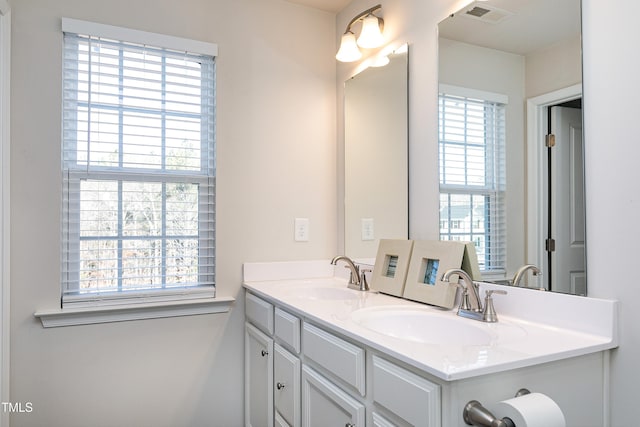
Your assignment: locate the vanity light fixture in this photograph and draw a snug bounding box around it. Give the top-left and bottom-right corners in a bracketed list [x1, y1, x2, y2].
[336, 4, 385, 62]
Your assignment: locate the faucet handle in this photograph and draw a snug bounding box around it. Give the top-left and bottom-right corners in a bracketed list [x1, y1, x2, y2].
[486, 289, 507, 297]
[453, 283, 473, 311]
[360, 268, 372, 291]
[343, 264, 360, 285]
[482, 290, 507, 323]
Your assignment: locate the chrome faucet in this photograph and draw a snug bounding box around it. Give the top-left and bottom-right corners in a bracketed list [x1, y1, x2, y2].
[512, 264, 541, 287]
[441, 268, 482, 313]
[441, 268, 507, 322]
[330, 255, 370, 291]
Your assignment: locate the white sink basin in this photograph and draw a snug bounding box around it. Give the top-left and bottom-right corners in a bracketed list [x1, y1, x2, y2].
[350, 306, 527, 346]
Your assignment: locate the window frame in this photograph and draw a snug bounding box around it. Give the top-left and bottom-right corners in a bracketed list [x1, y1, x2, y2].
[35, 18, 233, 326]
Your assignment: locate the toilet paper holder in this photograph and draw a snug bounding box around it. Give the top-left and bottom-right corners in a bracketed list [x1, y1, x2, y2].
[463, 389, 531, 427]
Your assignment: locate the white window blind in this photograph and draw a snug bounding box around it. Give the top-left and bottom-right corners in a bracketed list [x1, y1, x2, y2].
[438, 90, 506, 272]
[61, 23, 216, 306]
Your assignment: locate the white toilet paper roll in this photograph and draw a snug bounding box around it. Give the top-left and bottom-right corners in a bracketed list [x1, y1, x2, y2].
[493, 392, 566, 427]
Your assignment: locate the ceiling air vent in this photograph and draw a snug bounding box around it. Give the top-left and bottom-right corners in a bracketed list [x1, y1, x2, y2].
[466, 6, 491, 18]
[462, 3, 513, 24]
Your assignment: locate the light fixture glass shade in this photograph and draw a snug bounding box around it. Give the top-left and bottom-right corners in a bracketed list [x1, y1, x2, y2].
[336, 32, 362, 62]
[357, 15, 384, 49]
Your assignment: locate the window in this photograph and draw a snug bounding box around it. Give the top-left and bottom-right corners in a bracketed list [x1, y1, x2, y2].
[61, 19, 216, 306]
[438, 86, 506, 273]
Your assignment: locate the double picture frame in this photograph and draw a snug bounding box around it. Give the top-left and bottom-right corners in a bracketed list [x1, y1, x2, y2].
[370, 239, 480, 309]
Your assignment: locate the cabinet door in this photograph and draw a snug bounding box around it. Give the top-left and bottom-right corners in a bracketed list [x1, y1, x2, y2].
[301, 365, 365, 427]
[274, 344, 301, 427]
[246, 292, 274, 334]
[245, 322, 274, 427]
[275, 307, 301, 354]
[302, 322, 365, 396]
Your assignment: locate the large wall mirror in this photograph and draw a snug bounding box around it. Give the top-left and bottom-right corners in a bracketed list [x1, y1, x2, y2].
[438, 0, 584, 294]
[344, 45, 409, 258]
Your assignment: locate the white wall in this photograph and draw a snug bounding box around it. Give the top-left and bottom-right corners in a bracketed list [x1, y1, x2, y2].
[10, 0, 335, 426]
[525, 34, 582, 98]
[582, 0, 640, 425]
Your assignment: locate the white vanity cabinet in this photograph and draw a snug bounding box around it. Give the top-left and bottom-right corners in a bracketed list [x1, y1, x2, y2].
[243, 263, 617, 427]
[245, 290, 441, 427]
[244, 287, 609, 427]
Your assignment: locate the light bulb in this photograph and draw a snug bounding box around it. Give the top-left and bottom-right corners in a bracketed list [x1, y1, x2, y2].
[336, 32, 362, 62]
[357, 15, 384, 49]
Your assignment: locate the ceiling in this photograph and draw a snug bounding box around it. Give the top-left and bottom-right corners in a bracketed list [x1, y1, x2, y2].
[284, 0, 351, 13]
[438, 0, 581, 55]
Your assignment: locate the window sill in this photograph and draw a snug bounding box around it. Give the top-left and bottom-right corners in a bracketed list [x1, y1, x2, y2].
[34, 296, 235, 328]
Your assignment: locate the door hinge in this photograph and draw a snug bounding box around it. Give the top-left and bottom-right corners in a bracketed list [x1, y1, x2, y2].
[545, 134, 556, 147]
[545, 238, 556, 252]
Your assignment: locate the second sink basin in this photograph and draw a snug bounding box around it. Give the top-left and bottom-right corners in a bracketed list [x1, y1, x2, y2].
[350, 306, 526, 346]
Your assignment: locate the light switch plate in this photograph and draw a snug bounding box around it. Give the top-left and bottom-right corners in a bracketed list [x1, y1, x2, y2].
[361, 218, 374, 241]
[294, 218, 309, 242]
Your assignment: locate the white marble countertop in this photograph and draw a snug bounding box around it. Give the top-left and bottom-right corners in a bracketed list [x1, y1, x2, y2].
[243, 260, 618, 381]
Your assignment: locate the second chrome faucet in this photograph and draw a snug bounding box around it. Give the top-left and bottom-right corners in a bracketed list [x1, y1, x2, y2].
[330, 255, 370, 291]
[441, 268, 507, 323]
[512, 264, 542, 288]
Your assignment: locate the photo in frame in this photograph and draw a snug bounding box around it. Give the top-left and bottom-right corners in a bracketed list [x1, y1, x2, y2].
[402, 240, 467, 308]
[370, 239, 414, 296]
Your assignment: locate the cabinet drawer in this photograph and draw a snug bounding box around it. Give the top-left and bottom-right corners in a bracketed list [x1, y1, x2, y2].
[246, 292, 274, 335]
[274, 344, 301, 427]
[275, 307, 301, 354]
[372, 355, 440, 427]
[302, 322, 365, 396]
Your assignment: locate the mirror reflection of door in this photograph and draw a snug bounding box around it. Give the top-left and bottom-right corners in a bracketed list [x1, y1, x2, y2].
[547, 103, 585, 294]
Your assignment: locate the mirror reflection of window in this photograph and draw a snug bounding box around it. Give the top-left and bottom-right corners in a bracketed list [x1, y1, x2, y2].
[438, 87, 506, 274]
